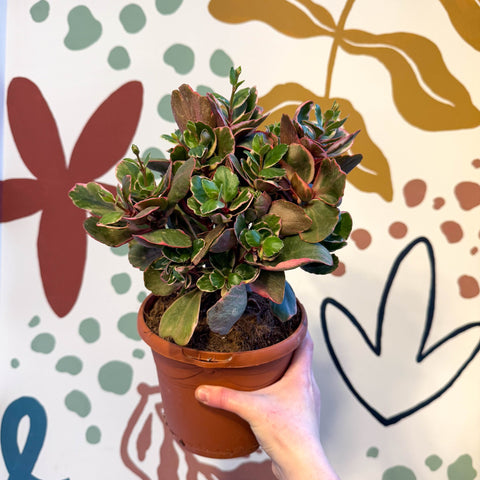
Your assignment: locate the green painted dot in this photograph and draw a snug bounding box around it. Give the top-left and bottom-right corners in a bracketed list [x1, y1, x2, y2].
[64, 6, 102, 50]
[425, 455, 443, 472]
[86, 425, 101, 444]
[108, 46, 130, 70]
[382, 466, 416, 480]
[98, 361, 133, 394]
[31, 333, 55, 354]
[30, 0, 49, 22]
[65, 390, 91, 417]
[163, 44, 194, 74]
[79, 318, 100, 343]
[210, 50, 234, 77]
[111, 273, 131, 294]
[11, 359, 20, 368]
[196, 85, 214, 96]
[137, 291, 147, 303]
[155, 0, 183, 14]
[133, 349, 145, 359]
[120, 4, 146, 33]
[447, 455, 477, 480]
[367, 447, 379, 458]
[118, 313, 141, 341]
[29, 315, 40, 327]
[56, 356, 83, 375]
[157, 94, 174, 122]
[111, 244, 129, 256]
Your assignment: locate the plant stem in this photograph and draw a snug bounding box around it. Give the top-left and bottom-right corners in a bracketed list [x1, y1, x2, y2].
[324, 0, 356, 98]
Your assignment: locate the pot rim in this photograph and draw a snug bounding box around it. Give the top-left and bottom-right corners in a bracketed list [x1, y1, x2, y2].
[137, 293, 308, 369]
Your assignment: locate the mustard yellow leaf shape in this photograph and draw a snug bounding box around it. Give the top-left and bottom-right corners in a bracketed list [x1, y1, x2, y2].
[208, 0, 332, 38]
[260, 83, 393, 202]
[342, 30, 480, 130]
[438, 0, 480, 51]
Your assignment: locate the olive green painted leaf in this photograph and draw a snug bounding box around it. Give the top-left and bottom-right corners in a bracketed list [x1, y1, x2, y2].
[207, 284, 248, 335]
[300, 199, 339, 243]
[83, 216, 132, 247]
[260, 83, 393, 201]
[158, 289, 203, 345]
[208, 0, 333, 38]
[438, 0, 480, 51]
[341, 30, 480, 130]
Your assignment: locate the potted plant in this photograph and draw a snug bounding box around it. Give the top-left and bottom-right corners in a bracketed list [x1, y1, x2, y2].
[69, 67, 362, 458]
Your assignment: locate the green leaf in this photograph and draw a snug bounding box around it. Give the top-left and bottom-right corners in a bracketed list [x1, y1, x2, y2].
[144, 268, 178, 296]
[250, 270, 285, 304]
[264, 144, 288, 168]
[301, 254, 339, 275]
[158, 289, 203, 345]
[69, 183, 120, 217]
[83, 217, 131, 247]
[312, 157, 346, 206]
[201, 198, 224, 214]
[168, 158, 195, 205]
[128, 240, 164, 270]
[300, 199, 339, 243]
[285, 143, 315, 183]
[234, 264, 259, 283]
[262, 236, 284, 257]
[197, 274, 218, 292]
[262, 235, 332, 271]
[190, 175, 208, 203]
[137, 229, 192, 248]
[202, 178, 220, 198]
[215, 126, 235, 158]
[334, 211, 353, 239]
[207, 284, 248, 335]
[245, 230, 262, 248]
[229, 188, 253, 211]
[210, 270, 226, 289]
[259, 167, 286, 179]
[98, 210, 125, 225]
[192, 227, 225, 264]
[213, 166, 239, 203]
[270, 281, 297, 321]
[268, 199, 312, 236]
[116, 158, 140, 183]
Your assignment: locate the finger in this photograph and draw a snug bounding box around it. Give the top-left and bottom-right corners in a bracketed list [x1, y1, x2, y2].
[282, 331, 314, 381]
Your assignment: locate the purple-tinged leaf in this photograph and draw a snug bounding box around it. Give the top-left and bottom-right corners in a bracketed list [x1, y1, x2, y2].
[136, 229, 192, 248]
[128, 240, 164, 270]
[192, 226, 226, 264]
[207, 284, 248, 335]
[171, 85, 215, 132]
[210, 228, 236, 253]
[250, 270, 285, 304]
[280, 114, 299, 145]
[300, 199, 339, 243]
[312, 157, 346, 206]
[269, 199, 312, 236]
[254, 191, 272, 217]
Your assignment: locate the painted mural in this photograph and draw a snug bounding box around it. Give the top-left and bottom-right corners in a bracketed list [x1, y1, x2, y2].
[1, 1, 479, 479]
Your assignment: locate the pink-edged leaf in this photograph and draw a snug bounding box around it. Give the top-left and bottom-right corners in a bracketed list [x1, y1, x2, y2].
[135, 229, 192, 248]
[7, 77, 66, 178]
[268, 199, 312, 235]
[69, 81, 144, 180]
[300, 199, 339, 243]
[0, 179, 44, 221]
[312, 157, 346, 206]
[38, 202, 87, 317]
[285, 143, 315, 183]
[262, 235, 332, 271]
[250, 270, 285, 304]
[171, 84, 215, 132]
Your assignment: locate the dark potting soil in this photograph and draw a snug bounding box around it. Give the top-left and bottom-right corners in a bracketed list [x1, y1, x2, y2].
[144, 291, 301, 353]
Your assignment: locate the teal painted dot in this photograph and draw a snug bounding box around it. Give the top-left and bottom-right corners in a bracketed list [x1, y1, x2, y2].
[209, 50, 234, 77]
[29, 315, 40, 327]
[142, 147, 165, 161]
[31, 333, 55, 354]
[382, 466, 416, 480]
[425, 455, 443, 472]
[108, 46, 131, 70]
[367, 447, 379, 458]
[111, 273, 132, 294]
[30, 0, 49, 22]
[133, 349, 145, 359]
[79, 318, 100, 343]
[111, 244, 129, 256]
[447, 455, 477, 480]
[196, 85, 214, 96]
[65, 390, 91, 417]
[119, 4, 146, 33]
[98, 361, 133, 394]
[64, 6, 102, 50]
[163, 44, 194, 74]
[86, 425, 101, 444]
[157, 94, 174, 122]
[155, 0, 183, 14]
[11, 358, 20, 368]
[118, 313, 141, 341]
[56, 356, 83, 375]
[137, 291, 147, 303]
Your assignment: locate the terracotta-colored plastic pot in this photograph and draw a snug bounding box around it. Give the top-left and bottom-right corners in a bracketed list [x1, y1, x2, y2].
[137, 293, 308, 459]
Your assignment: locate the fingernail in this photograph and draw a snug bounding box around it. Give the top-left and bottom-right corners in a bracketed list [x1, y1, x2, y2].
[195, 387, 209, 404]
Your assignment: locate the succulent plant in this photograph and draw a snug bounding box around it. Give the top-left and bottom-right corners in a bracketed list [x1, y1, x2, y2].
[69, 67, 362, 346]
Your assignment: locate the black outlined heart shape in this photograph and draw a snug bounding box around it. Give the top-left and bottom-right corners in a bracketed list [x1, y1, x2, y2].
[321, 237, 480, 425]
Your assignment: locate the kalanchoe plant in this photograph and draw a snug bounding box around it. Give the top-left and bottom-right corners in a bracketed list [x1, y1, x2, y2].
[69, 67, 362, 346]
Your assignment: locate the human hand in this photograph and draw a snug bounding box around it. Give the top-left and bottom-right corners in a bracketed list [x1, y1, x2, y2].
[195, 333, 339, 480]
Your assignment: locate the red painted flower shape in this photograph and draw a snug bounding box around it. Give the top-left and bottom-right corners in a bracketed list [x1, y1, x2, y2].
[0, 77, 143, 316]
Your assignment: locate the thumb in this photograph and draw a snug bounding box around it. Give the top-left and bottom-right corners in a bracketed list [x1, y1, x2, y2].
[195, 385, 256, 421]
